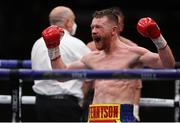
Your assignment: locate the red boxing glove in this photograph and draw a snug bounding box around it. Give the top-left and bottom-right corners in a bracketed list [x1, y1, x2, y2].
[137, 17, 160, 39]
[42, 25, 64, 60]
[137, 17, 167, 49]
[42, 25, 64, 48]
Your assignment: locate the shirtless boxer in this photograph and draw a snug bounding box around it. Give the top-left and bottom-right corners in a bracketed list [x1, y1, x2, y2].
[41, 9, 175, 122]
[86, 7, 141, 121]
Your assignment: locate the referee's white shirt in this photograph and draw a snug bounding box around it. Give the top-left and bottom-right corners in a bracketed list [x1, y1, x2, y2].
[31, 30, 91, 99]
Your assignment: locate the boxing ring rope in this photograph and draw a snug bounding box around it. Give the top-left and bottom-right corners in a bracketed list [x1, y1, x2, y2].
[0, 59, 180, 122]
[0, 95, 175, 107]
[0, 68, 180, 81]
[0, 59, 31, 69]
[1, 59, 178, 69]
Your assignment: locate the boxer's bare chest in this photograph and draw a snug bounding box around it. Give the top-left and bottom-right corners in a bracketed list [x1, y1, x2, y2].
[89, 50, 141, 69]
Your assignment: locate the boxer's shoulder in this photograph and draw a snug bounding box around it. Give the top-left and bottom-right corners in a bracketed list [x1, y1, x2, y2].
[86, 50, 101, 58]
[81, 51, 101, 64]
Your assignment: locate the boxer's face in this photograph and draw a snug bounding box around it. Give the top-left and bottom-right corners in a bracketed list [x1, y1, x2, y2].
[91, 16, 113, 50]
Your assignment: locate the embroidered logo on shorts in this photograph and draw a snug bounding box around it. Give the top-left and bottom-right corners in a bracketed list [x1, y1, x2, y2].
[88, 104, 120, 123]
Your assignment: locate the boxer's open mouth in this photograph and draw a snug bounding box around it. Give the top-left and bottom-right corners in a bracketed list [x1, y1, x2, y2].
[94, 37, 101, 42]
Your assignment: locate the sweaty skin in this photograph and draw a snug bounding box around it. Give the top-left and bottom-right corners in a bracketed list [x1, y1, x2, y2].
[51, 16, 175, 104]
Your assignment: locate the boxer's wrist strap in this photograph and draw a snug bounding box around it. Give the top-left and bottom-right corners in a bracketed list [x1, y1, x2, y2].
[151, 35, 167, 50]
[48, 47, 60, 60]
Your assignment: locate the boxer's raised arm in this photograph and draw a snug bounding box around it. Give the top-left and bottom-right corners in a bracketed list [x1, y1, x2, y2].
[42, 25, 89, 70]
[137, 17, 175, 68]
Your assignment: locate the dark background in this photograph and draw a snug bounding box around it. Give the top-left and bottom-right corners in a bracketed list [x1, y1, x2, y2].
[0, 0, 179, 122]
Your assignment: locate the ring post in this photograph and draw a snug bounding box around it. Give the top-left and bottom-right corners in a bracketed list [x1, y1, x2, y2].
[10, 69, 21, 123]
[174, 79, 180, 122]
